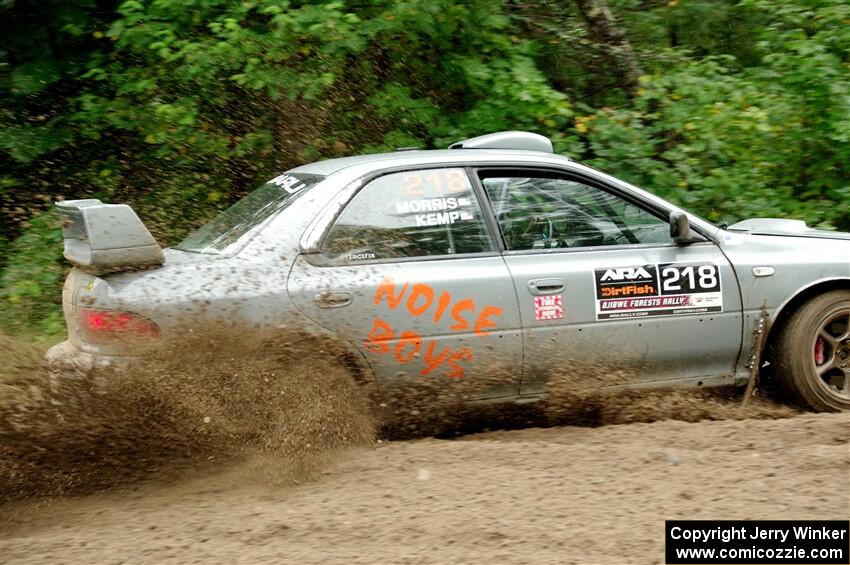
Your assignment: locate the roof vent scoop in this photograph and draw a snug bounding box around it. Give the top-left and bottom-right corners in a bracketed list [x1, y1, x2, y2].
[449, 131, 553, 153]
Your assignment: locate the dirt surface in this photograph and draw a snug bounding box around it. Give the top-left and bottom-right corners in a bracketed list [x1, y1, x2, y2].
[2, 412, 848, 564]
[2, 332, 849, 563]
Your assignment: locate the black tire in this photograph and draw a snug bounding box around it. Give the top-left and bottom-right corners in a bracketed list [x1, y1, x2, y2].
[773, 290, 850, 411]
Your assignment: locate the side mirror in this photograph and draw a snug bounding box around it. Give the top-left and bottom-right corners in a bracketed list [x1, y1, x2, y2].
[670, 211, 695, 244]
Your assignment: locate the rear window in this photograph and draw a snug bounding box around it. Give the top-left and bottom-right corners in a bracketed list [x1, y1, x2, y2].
[176, 173, 323, 254]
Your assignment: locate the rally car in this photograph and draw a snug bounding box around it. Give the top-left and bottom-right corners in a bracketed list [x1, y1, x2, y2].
[46, 131, 850, 411]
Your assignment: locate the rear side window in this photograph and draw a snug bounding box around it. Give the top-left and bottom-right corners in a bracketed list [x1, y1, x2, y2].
[321, 168, 493, 263]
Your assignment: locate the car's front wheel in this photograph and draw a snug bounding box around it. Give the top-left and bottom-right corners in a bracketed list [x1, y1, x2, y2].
[774, 290, 850, 411]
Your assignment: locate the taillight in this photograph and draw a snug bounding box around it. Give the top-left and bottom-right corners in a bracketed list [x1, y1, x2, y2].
[77, 308, 160, 343]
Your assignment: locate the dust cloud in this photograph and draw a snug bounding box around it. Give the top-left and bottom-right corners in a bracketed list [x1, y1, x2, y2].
[4, 332, 847, 564]
[543, 359, 798, 426]
[0, 330, 376, 502]
[2, 330, 798, 503]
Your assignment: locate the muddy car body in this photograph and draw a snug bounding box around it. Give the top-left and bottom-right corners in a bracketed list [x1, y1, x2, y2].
[47, 132, 850, 411]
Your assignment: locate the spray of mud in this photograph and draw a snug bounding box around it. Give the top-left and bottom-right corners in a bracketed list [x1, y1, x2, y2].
[543, 359, 798, 426]
[0, 329, 376, 502]
[376, 358, 796, 439]
[2, 332, 799, 503]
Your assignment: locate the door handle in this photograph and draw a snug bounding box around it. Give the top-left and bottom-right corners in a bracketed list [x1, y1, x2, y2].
[527, 278, 565, 296]
[314, 291, 353, 308]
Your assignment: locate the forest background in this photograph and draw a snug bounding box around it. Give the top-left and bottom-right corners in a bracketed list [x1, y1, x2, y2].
[2, 0, 848, 337]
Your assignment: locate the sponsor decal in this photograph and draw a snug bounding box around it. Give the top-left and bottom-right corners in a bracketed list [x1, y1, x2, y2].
[395, 197, 476, 226]
[390, 169, 478, 227]
[267, 174, 307, 194]
[594, 262, 723, 320]
[534, 295, 563, 321]
[394, 197, 472, 214]
[364, 277, 503, 379]
[595, 264, 658, 299]
[414, 210, 474, 227]
[599, 266, 655, 282]
[342, 251, 376, 261]
[401, 169, 469, 197]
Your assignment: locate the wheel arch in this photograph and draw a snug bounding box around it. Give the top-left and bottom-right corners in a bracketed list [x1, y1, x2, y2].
[284, 325, 381, 402]
[764, 277, 850, 357]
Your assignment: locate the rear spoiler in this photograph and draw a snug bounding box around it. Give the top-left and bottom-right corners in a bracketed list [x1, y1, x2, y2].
[56, 199, 164, 274]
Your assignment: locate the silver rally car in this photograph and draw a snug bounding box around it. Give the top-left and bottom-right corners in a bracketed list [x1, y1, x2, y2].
[47, 131, 850, 411]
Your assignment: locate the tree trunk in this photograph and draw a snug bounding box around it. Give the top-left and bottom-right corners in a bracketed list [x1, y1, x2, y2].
[572, 0, 642, 98]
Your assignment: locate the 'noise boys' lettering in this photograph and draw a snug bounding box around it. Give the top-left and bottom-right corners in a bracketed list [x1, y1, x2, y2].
[364, 277, 502, 379]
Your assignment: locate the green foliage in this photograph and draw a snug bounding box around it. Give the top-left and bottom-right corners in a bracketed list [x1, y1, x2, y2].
[0, 213, 65, 337]
[581, 0, 850, 229]
[1, 0, 848, 335]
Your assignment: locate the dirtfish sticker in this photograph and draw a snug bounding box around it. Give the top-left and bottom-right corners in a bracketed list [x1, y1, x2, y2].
[593, 262, 723, 320]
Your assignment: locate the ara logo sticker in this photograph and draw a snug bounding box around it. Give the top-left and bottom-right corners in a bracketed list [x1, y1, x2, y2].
[599, 266, 654, 282]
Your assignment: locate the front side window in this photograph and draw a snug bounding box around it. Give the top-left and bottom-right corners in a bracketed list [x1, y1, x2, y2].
[322, 168, 493, 263]
[480, 173, 673, 251]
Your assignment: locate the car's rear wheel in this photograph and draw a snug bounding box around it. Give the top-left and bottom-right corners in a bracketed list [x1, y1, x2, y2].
[773, 290, 850, 411]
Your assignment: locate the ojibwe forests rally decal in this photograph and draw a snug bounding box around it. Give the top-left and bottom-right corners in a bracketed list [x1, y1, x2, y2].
[364, 277, 503, 379]
[594, 262, 723, 320]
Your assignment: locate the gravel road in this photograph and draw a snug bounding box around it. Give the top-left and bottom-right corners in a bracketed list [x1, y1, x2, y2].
[3, 412, 848, 564]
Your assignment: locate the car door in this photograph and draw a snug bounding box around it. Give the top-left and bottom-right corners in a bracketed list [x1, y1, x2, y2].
[476, 168, 743, 395]
[288, 167, 523, 400]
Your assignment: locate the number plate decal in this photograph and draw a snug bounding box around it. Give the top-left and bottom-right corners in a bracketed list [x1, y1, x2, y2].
[593, 262, 723, 320]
